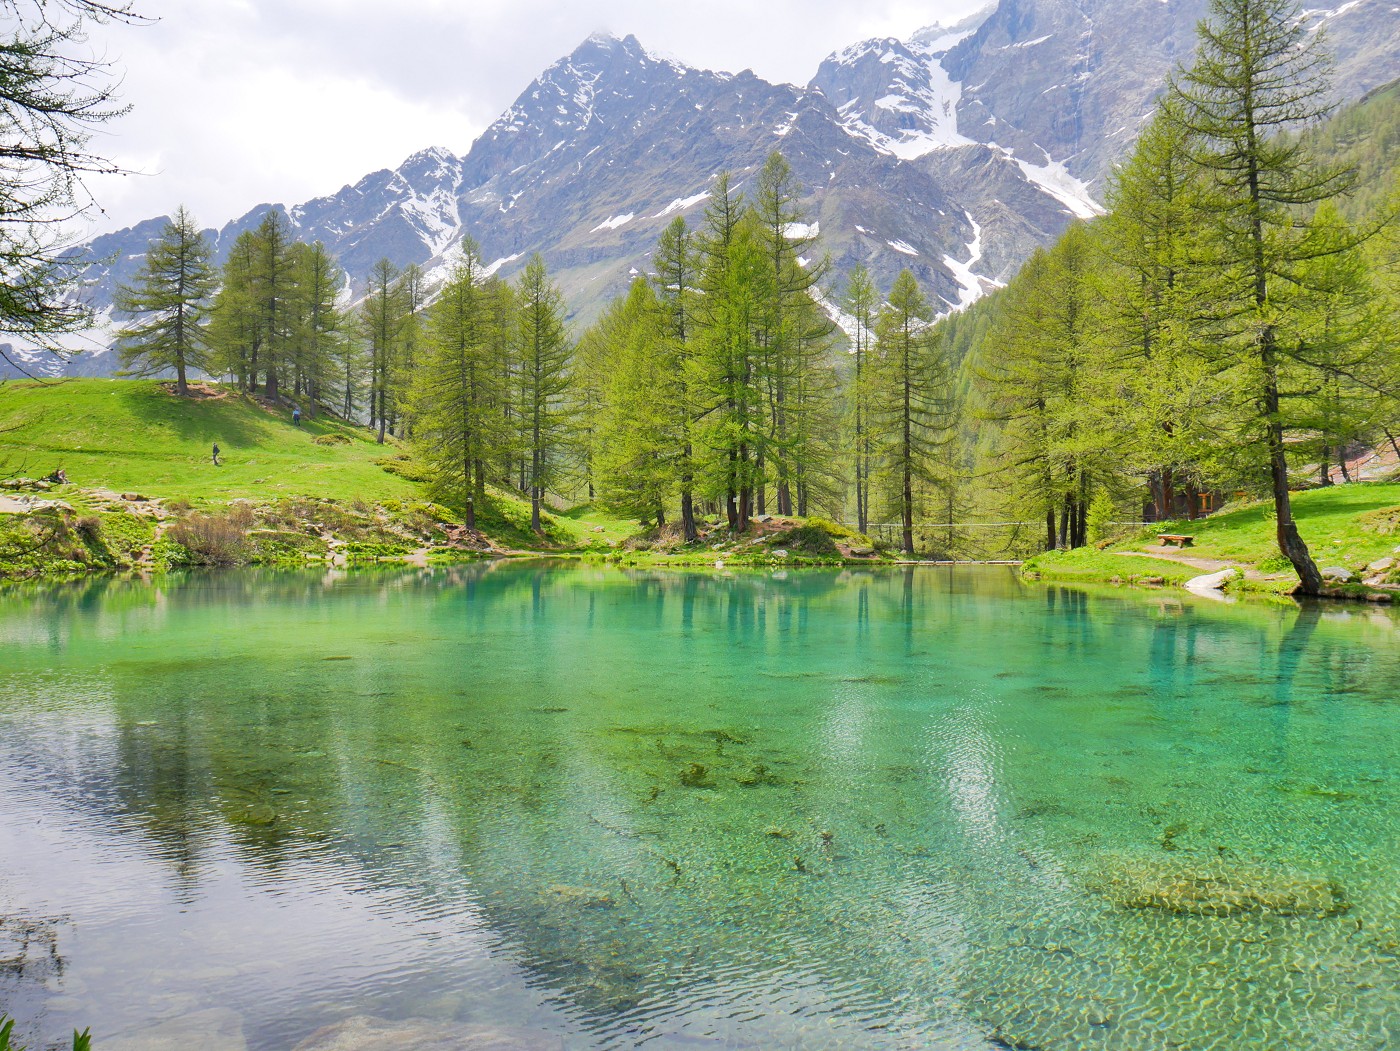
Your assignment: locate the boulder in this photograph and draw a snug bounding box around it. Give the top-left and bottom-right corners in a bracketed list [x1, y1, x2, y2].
[849, 545, 875, 557]
[771, 548, 789, 559]
[292, 1016, 565, 1051]
[1322, 566, 1356, 583]
[1367, 556, 1394, 574]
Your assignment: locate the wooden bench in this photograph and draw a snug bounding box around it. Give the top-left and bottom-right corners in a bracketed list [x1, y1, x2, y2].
[1158, 533, 1194, 548]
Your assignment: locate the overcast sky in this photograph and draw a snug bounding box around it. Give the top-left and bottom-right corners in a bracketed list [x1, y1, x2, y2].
[76, 0, 991, 236]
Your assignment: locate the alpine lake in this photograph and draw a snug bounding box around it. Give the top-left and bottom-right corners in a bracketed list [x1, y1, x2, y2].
[0, 563, 1397, 1051]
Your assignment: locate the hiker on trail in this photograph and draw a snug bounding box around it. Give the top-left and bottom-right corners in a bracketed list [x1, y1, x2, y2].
[212, 443, 221, 466]
[293, 406, 301, 426]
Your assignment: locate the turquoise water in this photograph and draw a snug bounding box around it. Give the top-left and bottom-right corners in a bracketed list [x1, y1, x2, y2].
[0, 564, 1397, 1050]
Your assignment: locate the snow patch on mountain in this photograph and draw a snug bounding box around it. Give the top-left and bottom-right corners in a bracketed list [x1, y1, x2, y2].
[652, 192, 709, 218]
[483, 253, 523, 278]
[591, 213, 635, 233]
[1012, 153, 1103, 219]
[941, 213, 994, 311]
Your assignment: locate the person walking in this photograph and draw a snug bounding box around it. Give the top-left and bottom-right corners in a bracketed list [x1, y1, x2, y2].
[293, 406, 302, 427]
[212, 443, 221, 466]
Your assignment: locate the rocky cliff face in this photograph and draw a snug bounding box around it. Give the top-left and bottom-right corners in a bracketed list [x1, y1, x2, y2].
[13, 0, 1397, 379]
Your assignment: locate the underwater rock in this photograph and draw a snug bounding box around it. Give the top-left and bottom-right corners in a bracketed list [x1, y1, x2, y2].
[1092, 858, 1349, 917]
[106, 1007, 247, 1051]
[679, 762, 712, 788]
[543, 884, 616, 909]
[292, 1016, 565, 1050]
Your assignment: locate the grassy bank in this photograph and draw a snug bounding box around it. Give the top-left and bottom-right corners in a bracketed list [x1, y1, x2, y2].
[1024, 483, 1400, 596]
[0, 379, 896, 578]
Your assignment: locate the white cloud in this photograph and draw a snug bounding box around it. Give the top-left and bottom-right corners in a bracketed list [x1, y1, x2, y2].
[77, 0, 991, 235]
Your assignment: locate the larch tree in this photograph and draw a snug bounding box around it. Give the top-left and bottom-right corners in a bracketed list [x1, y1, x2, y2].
[207, 229, 262, 391]
[113, 205, 215, 395]
[843, 264, 879, 536]
[693, 174, 764, 530]
[360, 257, 408, 444]
[1167, 0, 1359, 594]
[0, 0, 143, 368]
[286, 240, 344, 419]
[251, 209, 295, 400]
[514, 255, 572, 533]
[870, 269, 953, 556]
[651, 216, 702, 540]
[412, 240, 504, 528]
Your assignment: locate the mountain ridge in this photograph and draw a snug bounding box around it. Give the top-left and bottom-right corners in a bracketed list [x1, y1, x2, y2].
[7, 0, 1398, 379]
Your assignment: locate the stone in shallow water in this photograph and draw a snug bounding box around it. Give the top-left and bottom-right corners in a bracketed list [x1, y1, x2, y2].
[1092, 857, 1349, 917]
[542, 884, 615, 908]
[105, 1007, 247, 1051]
[291, 1016, 565, 1050]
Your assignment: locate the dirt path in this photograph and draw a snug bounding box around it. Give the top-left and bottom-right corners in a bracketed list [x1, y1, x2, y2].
[1117, 549, 1241, 573]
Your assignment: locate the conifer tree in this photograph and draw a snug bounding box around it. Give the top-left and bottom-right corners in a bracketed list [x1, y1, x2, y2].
[651, 216, 702, 540]
[514, 255, 572, 533]
[360, 258, 407, 443]
[693, 174, 764, 530]
[113, 205, 215, 395]
[843, 264, 879, 535]
[1167, 0, 1358, 593]
[286, 240, 343, 419]
[251, 209, 295, 400]
[412, 240, 504, 528]
[870, 270, 953, 556]
[0, 1, 141, 366]
[207, 230, 261, 391]
[588, 279, 675, 525]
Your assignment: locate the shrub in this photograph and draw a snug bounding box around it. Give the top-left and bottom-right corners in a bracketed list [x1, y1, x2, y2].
[769, 524, 839, 556]
[313, 433, 351, 446]
[226, 501, 257, 529]
[73, 515, 102, 542]
[805, 516, 858, 540]
[167, 513, 249, 565]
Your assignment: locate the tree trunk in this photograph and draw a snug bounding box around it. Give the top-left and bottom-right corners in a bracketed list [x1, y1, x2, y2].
[1265, 364, 1323, 595]
[1046, 509, 1056, 553]
[681, 450, 698, 543]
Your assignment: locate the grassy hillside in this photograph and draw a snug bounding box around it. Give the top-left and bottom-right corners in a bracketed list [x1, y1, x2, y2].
[0, 378, 419, 505]
[1027, 483, 1400, 591]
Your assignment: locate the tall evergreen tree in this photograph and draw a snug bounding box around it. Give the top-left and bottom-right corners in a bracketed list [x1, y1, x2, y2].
[286, 240, 344, 419]
[514, 255, 572, 533]
[412, 240, 505, 528]
[1167, 0, 1359, 594]
[843, 264, 879, 535]
[693, 174, 764, 530]
[113, 205, 215, 395]
[251, 209, 295, 400]
[651, 215, 702, 540]
[207, 229, 261, 391]
[870, 270, 953, 556]
[360, 258, 408, 444]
